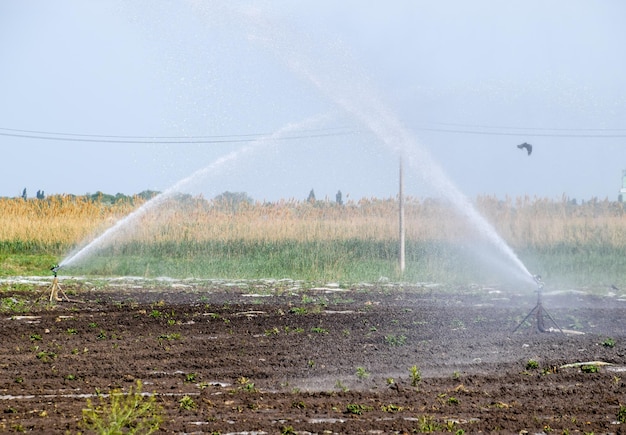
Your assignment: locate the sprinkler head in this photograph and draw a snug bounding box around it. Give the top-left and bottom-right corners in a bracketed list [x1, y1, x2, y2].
[50, 265, 60, 277]
[533, 274, 544, 290]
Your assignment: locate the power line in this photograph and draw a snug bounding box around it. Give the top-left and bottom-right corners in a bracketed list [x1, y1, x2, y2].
[414, 124, 626, 138]
[428, 122, 626, 132]
[0, 126, 355, 144]
[2, 122, 625, 143]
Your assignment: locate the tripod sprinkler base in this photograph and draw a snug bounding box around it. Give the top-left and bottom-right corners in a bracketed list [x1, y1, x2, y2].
[512, 278, 564, 334]
[46, 265, 70, 303]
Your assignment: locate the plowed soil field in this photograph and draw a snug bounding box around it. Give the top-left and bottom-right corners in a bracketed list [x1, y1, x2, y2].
[1, 278, 626, 434]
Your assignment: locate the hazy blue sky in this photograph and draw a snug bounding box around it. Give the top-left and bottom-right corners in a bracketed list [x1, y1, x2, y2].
[2, 1, 625, 202]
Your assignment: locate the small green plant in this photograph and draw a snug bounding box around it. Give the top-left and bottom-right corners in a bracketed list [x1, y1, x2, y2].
[29, 333, 42, 341]
[88, 322, 98, 328]
[264, 327, 280, 336]
[417, 415, 443, 432]
[281, 425, 296, 435]
[385, 334, 407, 347]
[36, 351, 56, 363]
[149, 310, 162, 319]
[81, 380, 163, 434]
[179, 395, 197, 411]
[66, 328, 78, 335]
[1, 297, 28, 313]
[242, 382, 257, 392]
[447, 396, 460, 405]
[236, 376, 257, 392]
[409, 365, 422, 387]
[617, 404, 626, 423]
[301, 295, 315, 304]
[526, 359, 539, 370]
[581, 364, 599, 373]
[289, 307, 307, 315]
[310, 326, 328, 334]
[158, 333, 181, 341]
[291, 400, 306, 409]
[346, 403, 372, 415]
[184, 373, 197, 383]
[355, 366, 370, 380]
[381, 403, 403, 413]
[334, 380, 349, 392]
[602, 338, 616, 348]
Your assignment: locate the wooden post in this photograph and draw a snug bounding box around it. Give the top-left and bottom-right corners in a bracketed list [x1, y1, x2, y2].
[399, 156, 405, 274]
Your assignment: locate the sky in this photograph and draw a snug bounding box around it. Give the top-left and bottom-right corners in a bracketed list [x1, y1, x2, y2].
[1, 1, 626, 203]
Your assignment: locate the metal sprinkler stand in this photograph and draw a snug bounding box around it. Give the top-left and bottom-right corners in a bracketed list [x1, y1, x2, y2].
[513, 275, 564, 334]
[48, 265, 70, 302]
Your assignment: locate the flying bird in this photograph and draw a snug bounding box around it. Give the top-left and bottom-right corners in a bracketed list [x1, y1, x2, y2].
[517, 142, 532, 155]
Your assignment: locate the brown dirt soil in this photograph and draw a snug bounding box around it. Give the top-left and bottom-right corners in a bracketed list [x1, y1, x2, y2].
[2, 280, 626, 434]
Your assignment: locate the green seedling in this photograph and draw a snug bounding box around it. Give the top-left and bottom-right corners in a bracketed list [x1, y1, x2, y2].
[602, 338, 616, 348]
[409, 365, 422, 387]
[334, 380, 349, 392]
[81, 380, 162, 434]
[381, 403, 403, 412]
[526, 359, 539, 370]
[385, 334, 407, 346]
[179, 395, 197, 411]
[346, 403, 372, 415]
[264, 327, 280, 336]
[289, 307, 307, 315]
[36, 351, 56, 363]
[184, 373, 197, 383]
[355, 366, 370, 380]
[581, 364, 599, 373]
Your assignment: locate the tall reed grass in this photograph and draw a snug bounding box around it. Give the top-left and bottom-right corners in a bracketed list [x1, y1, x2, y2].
[1, 194, 624, 285]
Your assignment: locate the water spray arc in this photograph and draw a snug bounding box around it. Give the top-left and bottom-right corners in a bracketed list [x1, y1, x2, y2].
[58, 116, 336, 269]
[237, 9, 536, 285]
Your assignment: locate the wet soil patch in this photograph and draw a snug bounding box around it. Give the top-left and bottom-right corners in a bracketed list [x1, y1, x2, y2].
[1, 282, 626, 433]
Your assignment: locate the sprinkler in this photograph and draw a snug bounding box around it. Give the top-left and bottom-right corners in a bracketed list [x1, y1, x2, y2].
[47, 264, 69, 302]
[50, 264, 60, 277]
[513, 274, 564, 334]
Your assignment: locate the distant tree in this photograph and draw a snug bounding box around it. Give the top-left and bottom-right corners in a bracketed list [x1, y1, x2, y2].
[36, 190, 45, 200]
[335, 190, 343, 206]
[21, 188, 27, 200]
[213, 191, 253, 212]
[114, 192, 129, 203]
[307, 189, 316, 203]
[136, 190, 160, 200]
[89, 191, 117, 204]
